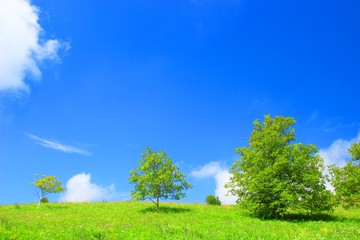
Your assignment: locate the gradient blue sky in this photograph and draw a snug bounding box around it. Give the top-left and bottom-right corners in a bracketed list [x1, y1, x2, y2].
[1, 0, 359, 204]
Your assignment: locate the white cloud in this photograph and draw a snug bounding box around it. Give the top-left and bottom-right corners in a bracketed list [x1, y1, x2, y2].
[319, 132, 360, 190]
[61, 173, 127, 202]
[27, 133, 92, 156]
[191, 162, 237, 204]
[0, 0, 69, 93]
[319, 133, 360, 167]
[191, 161, 224, 178]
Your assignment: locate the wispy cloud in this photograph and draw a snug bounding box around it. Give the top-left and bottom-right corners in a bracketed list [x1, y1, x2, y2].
[307, 111, 359, 133]
[191, 161, 237, 205]
[60, 173, 129, 202]
[0, 0, 69, 94]
[307, 110, 319, 123]
[125, 143, 138, 148]
[27, 134, 92, 156]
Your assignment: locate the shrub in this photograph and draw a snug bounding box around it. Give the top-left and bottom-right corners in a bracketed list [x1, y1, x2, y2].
[40, 197, 49, 204]
[206, 195, 221, 205]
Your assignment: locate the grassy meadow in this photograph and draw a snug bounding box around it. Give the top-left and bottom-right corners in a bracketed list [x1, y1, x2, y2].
[0, 202, 359, 239]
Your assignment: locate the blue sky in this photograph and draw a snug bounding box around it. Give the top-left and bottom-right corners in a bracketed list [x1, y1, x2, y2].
[1, 0, 359, 205]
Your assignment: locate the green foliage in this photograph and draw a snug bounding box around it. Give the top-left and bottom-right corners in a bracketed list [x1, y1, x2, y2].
[40, 197, 49, 204]
[330, 162, 360, 209]
[205, 195, 221, 205]
[129, 147, 192, 210]
[31, 175, 65, 208]
[349, 141, 360, 161]
[329, 141, 360, 209]
[226, 115, 334, 218]
[0, 202, 360, 239]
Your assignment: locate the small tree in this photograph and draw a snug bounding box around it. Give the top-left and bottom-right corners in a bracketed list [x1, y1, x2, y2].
[226, 115, 333, 218]
[330, 141, 360, 208]
[206, 195, 221, 206]
[31, 174, 65, 208]
[129, 147, 192, 211]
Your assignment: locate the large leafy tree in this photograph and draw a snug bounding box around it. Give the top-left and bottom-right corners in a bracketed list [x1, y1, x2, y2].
[31, 174, 65, 208]
[129, 147, 192, 211]
[226, 115, 333, 218]
[330, 141, 360, 209]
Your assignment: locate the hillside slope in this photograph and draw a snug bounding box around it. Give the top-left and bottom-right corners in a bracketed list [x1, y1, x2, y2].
[1, 202, 359, 239]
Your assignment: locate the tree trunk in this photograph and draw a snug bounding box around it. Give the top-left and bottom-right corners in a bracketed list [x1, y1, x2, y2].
[156, 197, 159, 211]
[38, 198, 41, 209]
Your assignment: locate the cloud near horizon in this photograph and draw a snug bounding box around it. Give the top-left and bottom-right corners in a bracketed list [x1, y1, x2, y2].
[191, 162, 237, 205]
[0, 0, 69, 93]
[27, 133, 92, 156]
[60, 173, 128, 202]
[318, 132, 360, 190]
[318, 132, 360, 167]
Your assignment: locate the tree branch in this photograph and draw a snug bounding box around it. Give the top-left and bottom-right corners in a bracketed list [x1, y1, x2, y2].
[33, 189, 40, 199]
[148, 198, 156, 205]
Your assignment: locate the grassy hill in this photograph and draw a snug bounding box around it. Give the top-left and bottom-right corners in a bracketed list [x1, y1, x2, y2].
[1, 202, 359, 239]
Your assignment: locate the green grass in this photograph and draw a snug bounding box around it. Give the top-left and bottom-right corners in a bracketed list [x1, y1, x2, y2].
[1, 202, 359, 239]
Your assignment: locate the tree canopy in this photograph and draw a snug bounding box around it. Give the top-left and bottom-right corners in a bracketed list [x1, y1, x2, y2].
[349, 141, 360, 161]
[31, 174, 65, 208]
[226, 115, 333, 218]
[129, 147, 192, 210]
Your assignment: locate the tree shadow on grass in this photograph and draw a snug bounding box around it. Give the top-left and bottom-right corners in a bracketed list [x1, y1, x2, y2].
[140, 206, 192, 214]
[262, 213, 360, 223]
[42, 204, 69, 210]
[279, 213, 337, 222]
[239, 207, 360, 223]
